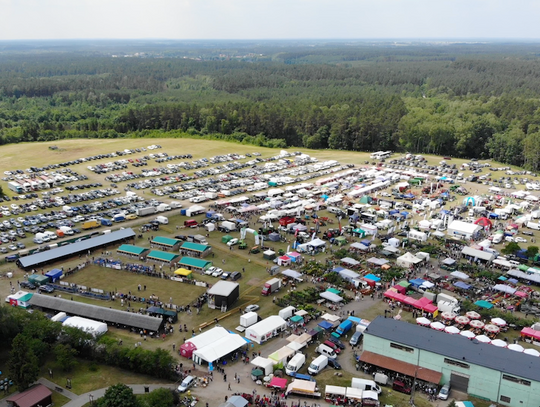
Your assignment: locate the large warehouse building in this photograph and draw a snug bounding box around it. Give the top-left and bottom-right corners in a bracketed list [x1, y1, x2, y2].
[361, 317, 540, 407]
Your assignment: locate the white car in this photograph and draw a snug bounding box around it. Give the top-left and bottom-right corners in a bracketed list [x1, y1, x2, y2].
[177, 375, 195, 392]
[245, 304, 260, 313]
[211, 268, 224, 277]
[205, 266, 217, 275]
[515, 237, 528, 243]
[227, 238, 239, 247]
[505, 236, 515, 243]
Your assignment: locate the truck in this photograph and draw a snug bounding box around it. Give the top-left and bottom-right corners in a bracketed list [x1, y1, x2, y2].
[82, 220, 100, 230]
[262, 278, 281, 296]
[59, 226, 74, 235]
[170, 201, 182, 209]
[157, 204, 171, 212]
[113, 214, 126, 222]
[155, 216, 169, 224]
[279, 306, 296, 320]
[240, 311, 258, 328]
[205, 192, 218, 199]
[335, 320, 353, 337]
[136, 206, 157, 217]
[219, 221, 237, 233]
[437, 293, 460, 313]
[100, 218, 113, 226]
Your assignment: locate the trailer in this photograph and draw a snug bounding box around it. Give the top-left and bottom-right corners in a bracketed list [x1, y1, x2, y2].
[262, 278, 282, 296]
[137, 206, 157, 217]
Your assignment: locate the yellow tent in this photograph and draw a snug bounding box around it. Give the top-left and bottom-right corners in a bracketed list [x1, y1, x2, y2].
[174, 268, 193, 278]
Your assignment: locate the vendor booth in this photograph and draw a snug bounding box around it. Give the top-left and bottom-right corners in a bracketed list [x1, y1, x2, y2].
[45, 268, 62, 283]
[245, 315, 287, 344]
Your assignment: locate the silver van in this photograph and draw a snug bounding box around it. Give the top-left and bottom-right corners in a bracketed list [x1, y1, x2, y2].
[316, 343, 337, 359]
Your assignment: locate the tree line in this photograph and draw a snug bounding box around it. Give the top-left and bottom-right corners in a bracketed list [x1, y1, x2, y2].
[2, 45, 540, 167]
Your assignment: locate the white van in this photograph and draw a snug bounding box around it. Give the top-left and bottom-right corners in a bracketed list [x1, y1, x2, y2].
[285, 353, 306, 375]
[155, 216, 168, 224]
[492, 233, 504, 244]
[528, 222, 540, 230]
[307, 355, 328, 375]
[351, 378, 382, 394]
[316, 343, 337, 359]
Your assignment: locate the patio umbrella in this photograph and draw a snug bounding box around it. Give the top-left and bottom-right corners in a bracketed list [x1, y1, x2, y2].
[524, 349, 540, 357]
[459, 330, 476, 339]
[444, 326, 460, 335]
[475, 335, 491, 343]
[507, 344, 524, 352]
[491, 339, 507, 348]
[491, 317, 507, 327]
[466, 311, 481, 320]
[441, 311, 456, 321]
[469, 320, 485, 329]
[484, 324, 500, 334]
[430, 321, 446, 331]
[454, 315, 470, 325]
[416, 317, 431, 326]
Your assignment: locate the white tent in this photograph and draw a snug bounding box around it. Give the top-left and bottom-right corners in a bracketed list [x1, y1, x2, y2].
[325, 385, 346, 397]
[268, 346, 295, 365]
[450, 271, 470, 280]
[320, 291, 343, 303]
[350, 242, 368, 251]
[338, 269, 360, 281]
[345, 387, 363, 400]
[321, 313, 341, 323]
[447, 220, 481, 240]
[461, 246, 495, 262]
[396, 252, 423, 268]
[245, 316, 287, 344]
[341, 257, 360, 266]
[187, 327, 231, 349]
[192, 333, 247, 364]
[387, 238, 400, 248]
[281, 269, 303, 280]
[250, 356, 275, 375]
[62, 316, 108, 337]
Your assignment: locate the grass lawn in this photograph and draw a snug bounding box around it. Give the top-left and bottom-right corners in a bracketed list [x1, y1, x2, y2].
[41, 358, 172, 395]
[51, 389, 72, 407]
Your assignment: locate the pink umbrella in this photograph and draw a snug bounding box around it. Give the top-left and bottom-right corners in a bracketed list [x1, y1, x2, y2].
[460, 330, 476, 339]
[475, 334, 491, 343]
[469, 320, 485, 329]
[466, 311, 481, 320]
[484, 324, 500, 334]
[444, 326, 460, 335]
[454, 315, 470, 325]
[491, 339, 507, 348]
[430, 321, 446, 331]
[441, 311, 456, 321]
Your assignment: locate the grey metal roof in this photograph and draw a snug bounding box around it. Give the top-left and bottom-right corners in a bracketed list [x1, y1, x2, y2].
[365, 317, 540, 382]
[207, 281, 239, 296]
[19, 228, 136, 268]
[29, 293, 162, 331]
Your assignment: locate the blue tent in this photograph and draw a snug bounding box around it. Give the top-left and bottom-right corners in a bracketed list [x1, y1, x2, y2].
[364, 273, 381, 282]
[347, 316, 361, 324]
[45, 268, 63, 283]
[440, 209, 451, 215]
[488, 213, 499, 219]
[454, 281, 471, 290]
[360, 239, 371, 246]
[409, 278, 426, 289]
[332, 266, 345, 273]
[321, 194, 329, 201]
[403, 194, 415, 199]
[389, 209, 399, 215]
[497, 276, 507, 281]
[400, 211, 409, 217]
[318, 321, 334, 330]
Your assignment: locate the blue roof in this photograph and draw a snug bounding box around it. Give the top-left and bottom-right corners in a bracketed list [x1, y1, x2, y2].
[318, 321, 333, 330]
[19, 229, 136, 268]
[364, 273, 381, 282]
[332, 266, 345, 272]
[454, 281, 471, 290]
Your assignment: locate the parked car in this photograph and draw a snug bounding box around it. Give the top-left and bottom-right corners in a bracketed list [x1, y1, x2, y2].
[328, 336, 346, 349]
[177, 376, 195, 392]
[39, 285, 55, 293]
[327, 358, 342, 370]
[245, 304, 260, 313]
[20, 281, 37, 290]
[438, 384, 451, 400]
[227, 238, 239, 247]
[211, 268, 223, 277]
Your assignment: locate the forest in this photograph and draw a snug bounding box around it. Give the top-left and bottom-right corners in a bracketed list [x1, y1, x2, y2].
[2, 40, 540, 168]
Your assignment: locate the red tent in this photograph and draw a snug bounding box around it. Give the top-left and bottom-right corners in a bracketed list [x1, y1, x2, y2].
[179, 342, 197, 358]
[423, 303, 438, 314]
[268, 377, 287, 390]
[392, 285, 406, 295]
[403, 296, 417, 306]
[474, 217, 493, 230]
[414, 297, 432, 309]
[521, 327, 540, 341]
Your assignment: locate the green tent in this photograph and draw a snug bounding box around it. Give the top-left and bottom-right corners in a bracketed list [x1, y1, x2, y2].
[221, 235, 233, 244]
[335, 236, 347, 246]
[352, 228, 366, 237]
[291, 315, 304, 323]
[359, 196, 372, 204]
[28, 274, 50, 286]
[474, 300, 494, 309]
[327, 288, 341, 295]
[397, 281, 410, 288]
[518, 264, 530, 272]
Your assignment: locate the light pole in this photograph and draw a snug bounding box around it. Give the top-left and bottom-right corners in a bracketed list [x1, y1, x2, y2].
[409, 367, 423, 406]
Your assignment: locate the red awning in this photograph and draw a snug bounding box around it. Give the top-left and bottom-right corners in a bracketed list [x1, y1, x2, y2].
[359, 351, 442, 384]
[521, 327, 540, 340]
[269, 377, 288, 390]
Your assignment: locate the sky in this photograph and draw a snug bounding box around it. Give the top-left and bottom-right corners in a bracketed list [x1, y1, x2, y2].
[1, 0, 540, 40]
